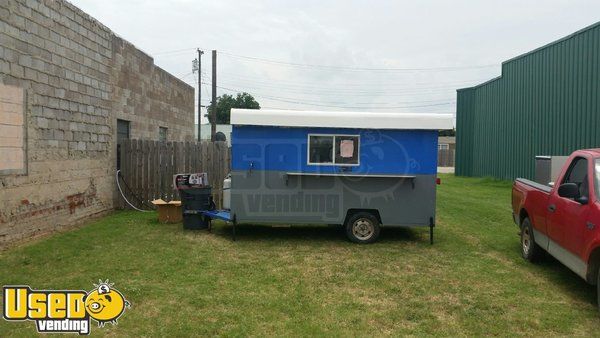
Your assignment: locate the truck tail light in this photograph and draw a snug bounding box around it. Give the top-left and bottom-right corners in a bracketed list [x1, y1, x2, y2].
[436, 178, 441, 185]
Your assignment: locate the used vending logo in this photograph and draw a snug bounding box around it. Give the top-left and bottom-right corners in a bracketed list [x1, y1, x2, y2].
[3, 280, 130, 335]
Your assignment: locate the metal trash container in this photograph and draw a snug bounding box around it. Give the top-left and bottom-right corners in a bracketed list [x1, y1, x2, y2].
[534, 155, 568, 186]
[180, 186, 213, 230]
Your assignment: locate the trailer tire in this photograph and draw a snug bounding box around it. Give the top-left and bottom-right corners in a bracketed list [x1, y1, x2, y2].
[521, 217, 542, 262]
[345, 212, 380, 244]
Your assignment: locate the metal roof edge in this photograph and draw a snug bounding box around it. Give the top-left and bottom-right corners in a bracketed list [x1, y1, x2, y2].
[231, 109, 454, 130]
[502, 20, 600, 66]
[456, 20, 600, 93]
[457, 76, 502, 92]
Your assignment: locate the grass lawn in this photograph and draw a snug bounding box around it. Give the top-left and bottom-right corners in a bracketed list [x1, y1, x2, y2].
[1, 174, 599, 336]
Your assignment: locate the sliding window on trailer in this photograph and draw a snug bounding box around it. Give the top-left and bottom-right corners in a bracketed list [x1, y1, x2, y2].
[307, 134, 360, 166]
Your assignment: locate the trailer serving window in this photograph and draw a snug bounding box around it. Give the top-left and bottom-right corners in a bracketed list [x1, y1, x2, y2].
[308, 134, 359, 166]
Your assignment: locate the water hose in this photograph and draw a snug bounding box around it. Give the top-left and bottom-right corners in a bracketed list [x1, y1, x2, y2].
[116, 170, 150, 212]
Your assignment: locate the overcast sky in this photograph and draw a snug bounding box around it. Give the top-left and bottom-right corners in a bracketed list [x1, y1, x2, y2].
[72, 0, 600, 124]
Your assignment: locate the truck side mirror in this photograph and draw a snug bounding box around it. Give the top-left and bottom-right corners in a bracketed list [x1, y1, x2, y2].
[558, 183, 580, 199]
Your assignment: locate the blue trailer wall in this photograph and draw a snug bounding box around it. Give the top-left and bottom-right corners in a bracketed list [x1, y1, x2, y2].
[231, 125, 439, 175]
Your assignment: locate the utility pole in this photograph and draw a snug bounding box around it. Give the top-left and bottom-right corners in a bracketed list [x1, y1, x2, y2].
[211, 50, 217, 141]
[195, 49, 204, 142]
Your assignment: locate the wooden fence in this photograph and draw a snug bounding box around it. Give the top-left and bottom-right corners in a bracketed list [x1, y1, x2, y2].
[118, 139, 231, 209]
[438, 148, 455, 167]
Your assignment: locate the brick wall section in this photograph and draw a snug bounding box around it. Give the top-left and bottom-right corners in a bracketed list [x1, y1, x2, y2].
[0, 0, 194, 245]
[112, 37, 194, 141]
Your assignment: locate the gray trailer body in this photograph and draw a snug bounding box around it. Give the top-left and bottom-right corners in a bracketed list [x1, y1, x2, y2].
[231, 171, 436, 227]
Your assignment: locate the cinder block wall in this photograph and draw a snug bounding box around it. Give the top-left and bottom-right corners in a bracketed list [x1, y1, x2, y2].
[112, 37, 194, 141]
[0, 0, 194, 245]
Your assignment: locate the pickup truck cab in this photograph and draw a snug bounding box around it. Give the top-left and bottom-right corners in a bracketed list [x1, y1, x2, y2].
[512, 149, 600, 309]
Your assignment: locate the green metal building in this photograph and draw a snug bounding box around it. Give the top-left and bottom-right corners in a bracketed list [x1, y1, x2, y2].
[456, 22, 600, 180]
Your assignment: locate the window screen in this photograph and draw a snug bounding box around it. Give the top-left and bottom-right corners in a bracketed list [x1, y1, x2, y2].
[308, 135, 333, 164]
[308, 135, 359, 165]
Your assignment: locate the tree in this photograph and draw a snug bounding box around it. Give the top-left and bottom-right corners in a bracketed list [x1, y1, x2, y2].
[439, 128, 455, 137]
[209, 92, 260, 124]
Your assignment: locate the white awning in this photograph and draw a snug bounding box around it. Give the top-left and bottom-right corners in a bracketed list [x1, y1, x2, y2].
[230, 109, 454, 130]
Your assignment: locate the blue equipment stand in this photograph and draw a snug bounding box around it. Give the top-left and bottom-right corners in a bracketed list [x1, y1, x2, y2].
[200, 210, 237, 241]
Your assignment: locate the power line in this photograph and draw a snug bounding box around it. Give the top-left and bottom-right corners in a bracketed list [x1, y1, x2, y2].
[198, 81, 455, 109]
[186, 79, 462, 100]
[201, 74, 211, 102]
[151, 47, 498, 72]
[186, 75, 462, 112]
[220, 51, 498, 72]
[212, 78, 473, 96]
[193, 80, 454, 105]
[189, 71, 484, 95]
[152, 47, 197, 56]
[176, 71, 195, 80]
[188, 77, 458, 101]
[168, 49, 471, 110]
[215, 70, 491, 89]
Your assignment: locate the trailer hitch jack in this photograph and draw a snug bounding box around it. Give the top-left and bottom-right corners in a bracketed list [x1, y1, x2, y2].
[429, 217, 435, 245]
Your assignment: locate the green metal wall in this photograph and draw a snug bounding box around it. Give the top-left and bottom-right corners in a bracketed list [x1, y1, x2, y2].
[456, 22, 600, 180]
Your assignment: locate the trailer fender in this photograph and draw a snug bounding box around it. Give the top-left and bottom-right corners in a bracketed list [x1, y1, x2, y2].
[344, 209, 382, 226]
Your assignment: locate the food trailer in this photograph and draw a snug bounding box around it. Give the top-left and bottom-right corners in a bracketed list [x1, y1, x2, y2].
[205, 109, 453, 243]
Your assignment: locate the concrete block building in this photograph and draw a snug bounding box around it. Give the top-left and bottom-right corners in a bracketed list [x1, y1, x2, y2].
[0, 0, 195, 245]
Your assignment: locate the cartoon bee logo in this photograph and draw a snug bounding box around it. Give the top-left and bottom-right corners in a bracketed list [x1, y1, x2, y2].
[84, 280, 130, 327]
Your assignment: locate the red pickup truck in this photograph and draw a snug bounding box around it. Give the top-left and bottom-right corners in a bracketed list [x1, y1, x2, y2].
[512, 149, 600, 309]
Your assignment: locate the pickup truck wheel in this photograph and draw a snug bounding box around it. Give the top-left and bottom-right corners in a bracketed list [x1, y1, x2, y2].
[521, 217, 542, 262]
[597, 266, 600, 312]
[345, 212, 380, 244]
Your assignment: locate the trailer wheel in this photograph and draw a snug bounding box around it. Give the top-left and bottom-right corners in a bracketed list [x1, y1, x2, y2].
[521, 217, 542, 262]
[345, 212, 380, 244]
